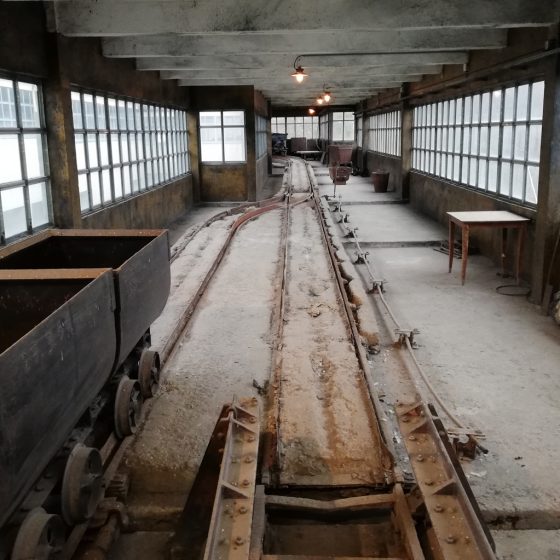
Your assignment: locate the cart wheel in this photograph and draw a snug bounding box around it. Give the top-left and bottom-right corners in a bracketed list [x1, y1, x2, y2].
[61, 444, 104, 525]
[138, 349, 161, 398]
[114, 377, 143, 439]
[11, 508, 64, 560]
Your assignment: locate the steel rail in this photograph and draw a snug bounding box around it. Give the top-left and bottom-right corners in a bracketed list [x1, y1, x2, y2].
[309, 163, 496, 559]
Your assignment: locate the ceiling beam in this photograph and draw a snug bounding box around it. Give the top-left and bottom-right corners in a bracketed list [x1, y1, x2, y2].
[135, 52, 468, 71]
[159, 65, 442, 80]
[54, 0, 559, 35]
[178, 78, 412, 87]
[102, 29, 507, 57]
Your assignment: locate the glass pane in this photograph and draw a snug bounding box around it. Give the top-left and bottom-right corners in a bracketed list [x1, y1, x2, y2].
[96, 96, 106, 129]
[516, 84, 529, 121]
[83, 94, 95, 129]
[469, 157, 477, 186]
[78, 173, 89, 211]
[491, 90, 502, 122]
[455, 98, 463, 124]
[343, 120, 354, 141]
[135, 103, 142, 130]
[470, 127, 479, 156]
[102, 168, 111, 203]
[99, 133, 109, 166]
[137, 133, 144, 160]
[489, 125, 500, 157]
[18, 82, 40, 128]
[90, 171, 101, 207]
[478, 159, 487, 189]
[118, 100, 127, 130]
[200, 111, 221, 126]
[201, 127, 223, 162]
[531, 81, 544, 120]
[122, 164, 131, 195]
[87, 133, 98, 168]
[24, 134, 45, 179]
[481, 92, 490, 123]
[71, 91, 82, 130]
[464, 97, 472, 124]
[131, 164, 139, 192]
[514, 125, 527, 160]
[224, 127, 246, 161]
[512, 163, 524, 199]
[502, 125, 513, 159]
[295, 122, 304, 137]
[113, 168, 123, 198]
[461, 156, 469, 183]
[110, 133, 120, 164]
[1, 186, 26, 238]
[488, 160, 498, 192]
[0, 134, 22, 184]
[0, 79, 17, 128]
[528, 124, 541, 163]
[504, 87, 515, 122]
[526, 165, 539, 204]
[500, 162, 511, 195]
[472, 95, 481, 123]
[479, 127, 489, 156]
[74, 133, 86, 171]
[138, 162, 146, 190]
[126, 102, 135, 131]
[120, 134, 129, 163]
[29, 181, 49, 227]
[108, 98, 118, 130]
[129, 133, 137, 161]
[332, 121, 343, 141]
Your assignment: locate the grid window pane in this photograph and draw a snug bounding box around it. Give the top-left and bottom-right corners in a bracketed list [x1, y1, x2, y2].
[200, 110, 246, 163]
[0, 134, 22, 183]
[412, 80, 543, 205]
[29, 182, 49, 227]
[1, 186, 26, 238]
[72, 90, 189, 213]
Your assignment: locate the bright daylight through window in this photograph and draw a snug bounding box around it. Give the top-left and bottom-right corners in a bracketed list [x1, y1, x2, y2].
[72, 91, 189, 213]
[412, 81, 544, 205]
[0, 77, 50, 243]
[199, 111, 246, 163]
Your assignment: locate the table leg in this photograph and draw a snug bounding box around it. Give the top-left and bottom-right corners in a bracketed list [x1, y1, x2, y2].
[448, 220, 455, 273]
[461, 225, 469, 285]
[501, 227, 508, 277]
[516, 224, 526, 284]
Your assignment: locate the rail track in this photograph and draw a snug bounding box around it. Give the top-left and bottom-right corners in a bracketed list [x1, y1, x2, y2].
[1, 158, 497, 559]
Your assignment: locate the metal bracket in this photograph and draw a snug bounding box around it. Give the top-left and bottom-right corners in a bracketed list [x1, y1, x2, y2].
[344, 227, 359, 239]
[368, 279, 386, 293]
[395, 328, 420, 347]
[447, 428, 487, 459]
[354, 251, 369, 264]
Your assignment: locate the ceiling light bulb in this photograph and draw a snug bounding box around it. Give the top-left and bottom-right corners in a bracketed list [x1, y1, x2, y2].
[296, 73, 305, 83]
[317, 98, 324, 105]
[308, 107, 316, 115]
[323, 92, 331, 103]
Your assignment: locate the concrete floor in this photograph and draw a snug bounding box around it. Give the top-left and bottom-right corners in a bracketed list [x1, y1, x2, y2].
[318, 165, 560, 556]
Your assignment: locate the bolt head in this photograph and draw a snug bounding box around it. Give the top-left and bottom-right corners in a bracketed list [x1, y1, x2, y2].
[234, 537, 245, 545]
[242, 479, 250, 487]
[416, 454, 424, 462]
[446, 535, 456, 544]
[239, 506, 248, 514]
[434, 505, 444, 513]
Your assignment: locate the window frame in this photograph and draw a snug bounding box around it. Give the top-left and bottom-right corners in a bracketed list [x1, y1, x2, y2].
[0, 75, 52, 243]
[71, 89, 189, 214]
[367, 109, 401, 156]
[271, 116, 319, 140]
[199, 110, 247, 164]
[255, 113, 268, 159]
[331, 111, 355, 142]
[412, 80, 544, 207]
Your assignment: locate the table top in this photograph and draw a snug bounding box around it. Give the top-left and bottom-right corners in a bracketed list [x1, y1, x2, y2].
[447, 210, 530, 224]
[295, 150, 322, 155]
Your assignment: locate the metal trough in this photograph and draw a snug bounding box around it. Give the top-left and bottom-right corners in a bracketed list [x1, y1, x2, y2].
[0, 269, 117, 527]
[0, 229, 171, 368]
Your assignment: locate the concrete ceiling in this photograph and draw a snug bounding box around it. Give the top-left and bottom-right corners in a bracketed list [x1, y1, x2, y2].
[46, 0, 559, 108]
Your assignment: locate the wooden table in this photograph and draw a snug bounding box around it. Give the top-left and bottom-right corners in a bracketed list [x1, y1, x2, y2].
[447, 211, 530, 285]
[295, 150, 322, 161]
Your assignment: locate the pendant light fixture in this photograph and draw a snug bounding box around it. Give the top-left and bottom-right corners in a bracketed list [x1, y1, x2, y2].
[291, 56, 308, 83]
